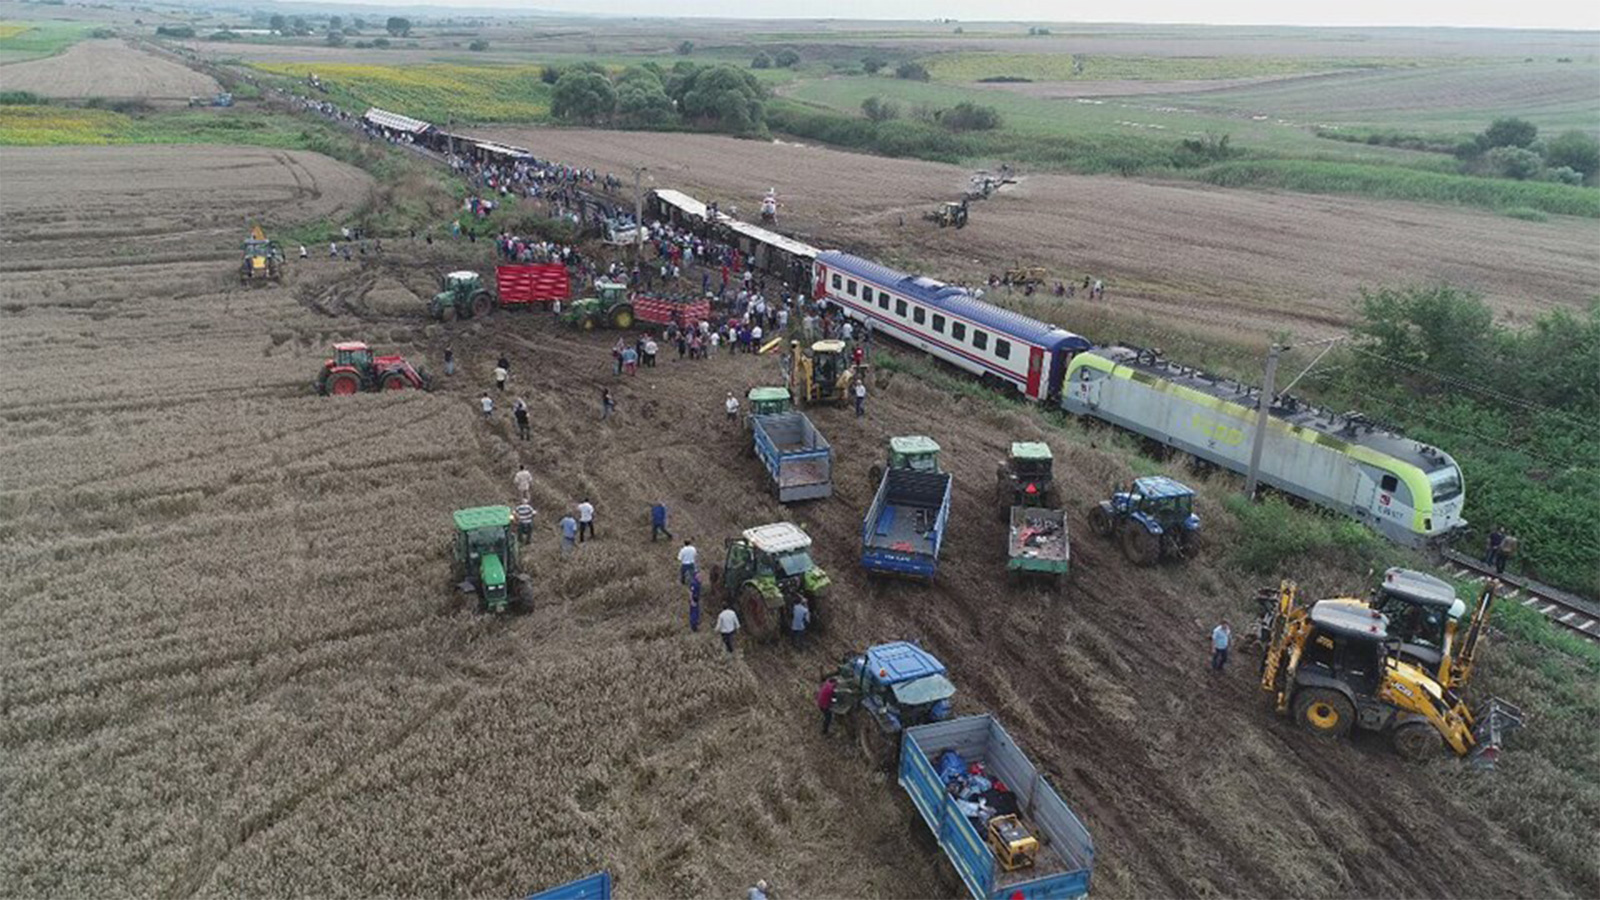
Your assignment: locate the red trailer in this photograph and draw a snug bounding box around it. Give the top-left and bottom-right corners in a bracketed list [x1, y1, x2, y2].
[496, 264, 570, 308]
[633, 294, 712, 328]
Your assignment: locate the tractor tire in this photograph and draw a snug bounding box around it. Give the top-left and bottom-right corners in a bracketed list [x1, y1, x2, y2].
[437, 303, 455, 323]
[326, 371, 361, 396]
[1293, 688, 1355, 740]
[581, 315, 597, 332]
[609, 304, 636, 330]
[381, 372, 409, 391]
[511, 574, 536, 614]
[1120, 527, 1157, 566]
[858, 718, 897, 772]
[740, 584, 774, 643]
[1391, 721, 1443, 761]
[1088, 505, 1113, 537]
[868, 464, 883, 487]
[470, 291, 493, 318]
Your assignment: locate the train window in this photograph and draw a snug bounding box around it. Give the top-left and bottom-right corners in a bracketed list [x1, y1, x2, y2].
[972, 330, 988, 351]
[995, 339, 1010, 360]
[895, 299, 907, 317]
[847, 279, 858, 297]
[878, 292, 890, 310]
[932, 314, 946, 333]
[913, 307, 926, 325]
[1380, 474, 1399, 493]
[951, 322, 966, 340]
[831, 273, 841, 290]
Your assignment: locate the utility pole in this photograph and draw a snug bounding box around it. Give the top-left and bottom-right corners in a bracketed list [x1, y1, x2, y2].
[633, 166, 647, 263]
[1244, 344, 1281, 500]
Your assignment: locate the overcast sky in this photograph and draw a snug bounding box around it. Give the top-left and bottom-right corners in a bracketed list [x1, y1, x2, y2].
[367, 0, 1600, 30]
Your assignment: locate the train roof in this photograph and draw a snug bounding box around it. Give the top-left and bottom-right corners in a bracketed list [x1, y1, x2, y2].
[1085, 346, 1457, 473]
[817, 251, 1091, 351]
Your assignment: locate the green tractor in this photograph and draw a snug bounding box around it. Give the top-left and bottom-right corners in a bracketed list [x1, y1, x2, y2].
[868, 435, 942, 487]
[559, 278, 636, 331]
[995, 440, 1057, 518]
[717, 522, 830, 642]
[451, 506, 534, 614]
[431, 271, 496, 321]
[744, 386, 792, 430]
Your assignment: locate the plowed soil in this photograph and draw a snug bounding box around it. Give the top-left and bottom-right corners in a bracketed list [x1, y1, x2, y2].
[0, 140, 1591, 900]
[483, 127, 1600, 341]
[0, 38, 218, 100]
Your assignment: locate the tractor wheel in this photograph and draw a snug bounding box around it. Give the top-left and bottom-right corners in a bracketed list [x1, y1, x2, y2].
[740, 584, 773, 643]
[581, 315, 597, 332]
[511, 574, 536, 614]
[326, 372, 361, 396]
[437, 303, 455, 323]
[609, 304, 636, 330]
[1088, 505, 1113, 538]
[868, 464, 883, 486]
[381, 372, 409, 391]
[470, 291, 493, 318]
[1391, 721, 1443, 761]
[858, 719, 897, 771]
[1293, 688, 1355, 740]
[1120, 527, 1157, 566]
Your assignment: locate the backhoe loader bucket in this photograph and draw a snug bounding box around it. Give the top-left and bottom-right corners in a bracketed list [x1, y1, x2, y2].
[1468, 697, 1525, 770]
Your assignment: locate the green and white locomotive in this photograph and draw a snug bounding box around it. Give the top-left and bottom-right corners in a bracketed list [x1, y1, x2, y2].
[1061, 346, 1465, 547]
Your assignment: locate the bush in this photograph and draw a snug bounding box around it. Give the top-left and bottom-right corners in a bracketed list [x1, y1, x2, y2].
[1223, 495, 1390, 575]
[1485, 145, 1543, 180]
[541, 65, 562, 85]
[751, 52, 770, 70]
[774, 49, 800, 68]
[0, 90, 48, 105]
[1482, 116, 1538, 149]
[468, 39, 488, 51]
[860, 95, 898, 123]
[939, 101, 1000, 132]
[550, 71, 616, 124]
[862, 55, 886, 74]
[895, 61, 930, 81]
[676, 40, 694, 55]
[154, 25, 195, 38]
[1544, 130, 1599, 181]
[209, 30, 238, 41]
[325, 31, 344, 47]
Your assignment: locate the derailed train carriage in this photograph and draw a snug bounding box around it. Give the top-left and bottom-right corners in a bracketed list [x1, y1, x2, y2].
[1061, 346, 1466, 547]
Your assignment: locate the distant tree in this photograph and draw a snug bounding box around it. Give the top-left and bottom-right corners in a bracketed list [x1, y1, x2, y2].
[895, 60, 930, 81]
[208, 30, 237, 40]
[1485, 145, 1543, 180]
[155, 24, 195, 37]
[353, 16, 367, 29]
[953, 26, 964, 33]
[1544, 130, 1600, 180]
[468, 39, 488, 51]
[541, 65, 563, 84]
[860, 95, 899, 123]
[343, 25, 359, 35]
[385, 16, 411, 37]
[774, 48, 800, 68]
[372, 37, 390, 48]
[615, 67, 675, 127]
[676, 40, 694, 55]
[676, 64, 766, 133]
[328, 15, 342, 30]
[290, 16, 308, 34]
[268, 13, 285, 33]
[941, 101, 1001, 131]
[751, 52, 771, 69]
[325, 31, 345, 46]
[551, 70, 616, 124]
[1481, 117, 1537, 149]
[862, 55, 887, 74]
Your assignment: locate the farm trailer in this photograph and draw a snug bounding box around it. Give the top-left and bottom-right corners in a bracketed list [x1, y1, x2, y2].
[497, 264, 570, 308]
[1007, 506, 1069, 586]
[901, 715, 1095, 900]
[751, 412, 833, 503]
[862, 468, 952, 580]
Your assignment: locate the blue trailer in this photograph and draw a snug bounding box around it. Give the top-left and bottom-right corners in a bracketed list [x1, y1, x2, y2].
[527, 872, 611, 900]
[900, 716, 1094, 900]
[861, 468, 952, 579]
[751, 411, 833, 503]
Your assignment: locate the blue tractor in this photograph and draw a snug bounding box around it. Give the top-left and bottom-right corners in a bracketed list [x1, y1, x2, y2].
[1087, 475, 1201, 566]
[830, 641, 956, 769]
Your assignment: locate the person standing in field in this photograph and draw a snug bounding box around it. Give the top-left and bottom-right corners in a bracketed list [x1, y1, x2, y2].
[559, 513, 577, 557]
[479, 393, 494, 419]
[444, 346, 455, 377]
[688, 572, 702, 633]
[651, 502, 673, 542]
[725, 392, 739, 425]
[1485, 525, 1505, 568]
[494, 364, 508, 392]
[677, 539, 697, 584]
[817, 676, 838, 735]
[1211, 620, 1232, 672]
[717, 605, 740, 655]
[1497, 533, 1518, 575]
[853, 379, 867, 418]
[514, 464, 533, 501]
[577, 498, 595, 542]
[513, 398, 530, 441]
[601, 388, 616, 420]
[513, 500, 536, 545]
[789, 597, 810, 650]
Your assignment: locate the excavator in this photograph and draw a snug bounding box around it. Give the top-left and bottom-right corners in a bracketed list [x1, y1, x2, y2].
[1257, 579, 1522, 767]
[788, 339, 858, 407]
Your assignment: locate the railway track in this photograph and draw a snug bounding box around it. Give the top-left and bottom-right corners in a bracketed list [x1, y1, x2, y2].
[1442, 550, 1600, 643]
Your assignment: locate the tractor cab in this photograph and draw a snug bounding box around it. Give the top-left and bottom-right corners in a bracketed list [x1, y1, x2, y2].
[811, 339, 848, 393]
[433, 271, 493, 321]
[840, 641, 956, 731]
[1116, 476, 1199, 533]
[333, 341, 374, 371]
[562, 279, 635, 331]
[593, 278, 628, 304]
[723, 522, 830, 639]
[1370, 568, 1465, 671]
[452, 506, 522, 614]
[1299, 599, 1394, 698]
[442, 270, 482, 293]
[872, 435, 942, 486]
[1000, 441, 1055, 507]
[747, 387, 792, 418]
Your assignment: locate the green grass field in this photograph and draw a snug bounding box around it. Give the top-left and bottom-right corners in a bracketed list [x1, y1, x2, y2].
[921, 52, 1391, 82]
[0, 20, 92, 62]
[0, 104, 317, 147]
[256, 62, 551, 123]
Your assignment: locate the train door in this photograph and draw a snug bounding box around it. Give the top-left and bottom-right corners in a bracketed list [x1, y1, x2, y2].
[1025, 346, 1045, 399]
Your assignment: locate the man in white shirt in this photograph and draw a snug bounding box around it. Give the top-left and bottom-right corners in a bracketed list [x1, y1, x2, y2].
[751, 324, 763, 347]
[577, 498, 595, 542]
[724, 392, 739, 424]
[678, 540, 698, 584]
[514, 464, 533, 501]
[716, 606, 740, 654]
[853, 380, 867, 418]
[480, 393, 494, 418]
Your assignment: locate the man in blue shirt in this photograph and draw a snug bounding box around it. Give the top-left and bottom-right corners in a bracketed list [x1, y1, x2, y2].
[1211, 620, 1231, 672]
[559, 514, 577, 557]
[790, 598, 811, 650]
[651, 502, 673, 542]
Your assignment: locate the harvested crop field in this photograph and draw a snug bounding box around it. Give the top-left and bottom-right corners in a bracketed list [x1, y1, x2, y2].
[0, 38, 218, 100]
[3, 140, 1596, 900]
[482, 128, 1600, 341]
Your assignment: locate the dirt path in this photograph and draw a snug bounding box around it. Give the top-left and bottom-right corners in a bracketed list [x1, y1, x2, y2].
[482, 127, 1600, 341]
[0, 38, 219, 99]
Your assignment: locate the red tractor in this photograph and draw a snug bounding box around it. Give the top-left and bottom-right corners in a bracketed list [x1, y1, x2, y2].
[315, 341, 432, 396]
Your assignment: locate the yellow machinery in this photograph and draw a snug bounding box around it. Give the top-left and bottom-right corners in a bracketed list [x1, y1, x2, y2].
[1258, 580, 1522, 767]
[789, 339, 856, 406]
[240, 225, 283, 284]
[986, 814, 1038, 871]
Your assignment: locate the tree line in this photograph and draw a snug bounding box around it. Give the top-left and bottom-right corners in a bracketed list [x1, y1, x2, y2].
[548, 62, 767, 135]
